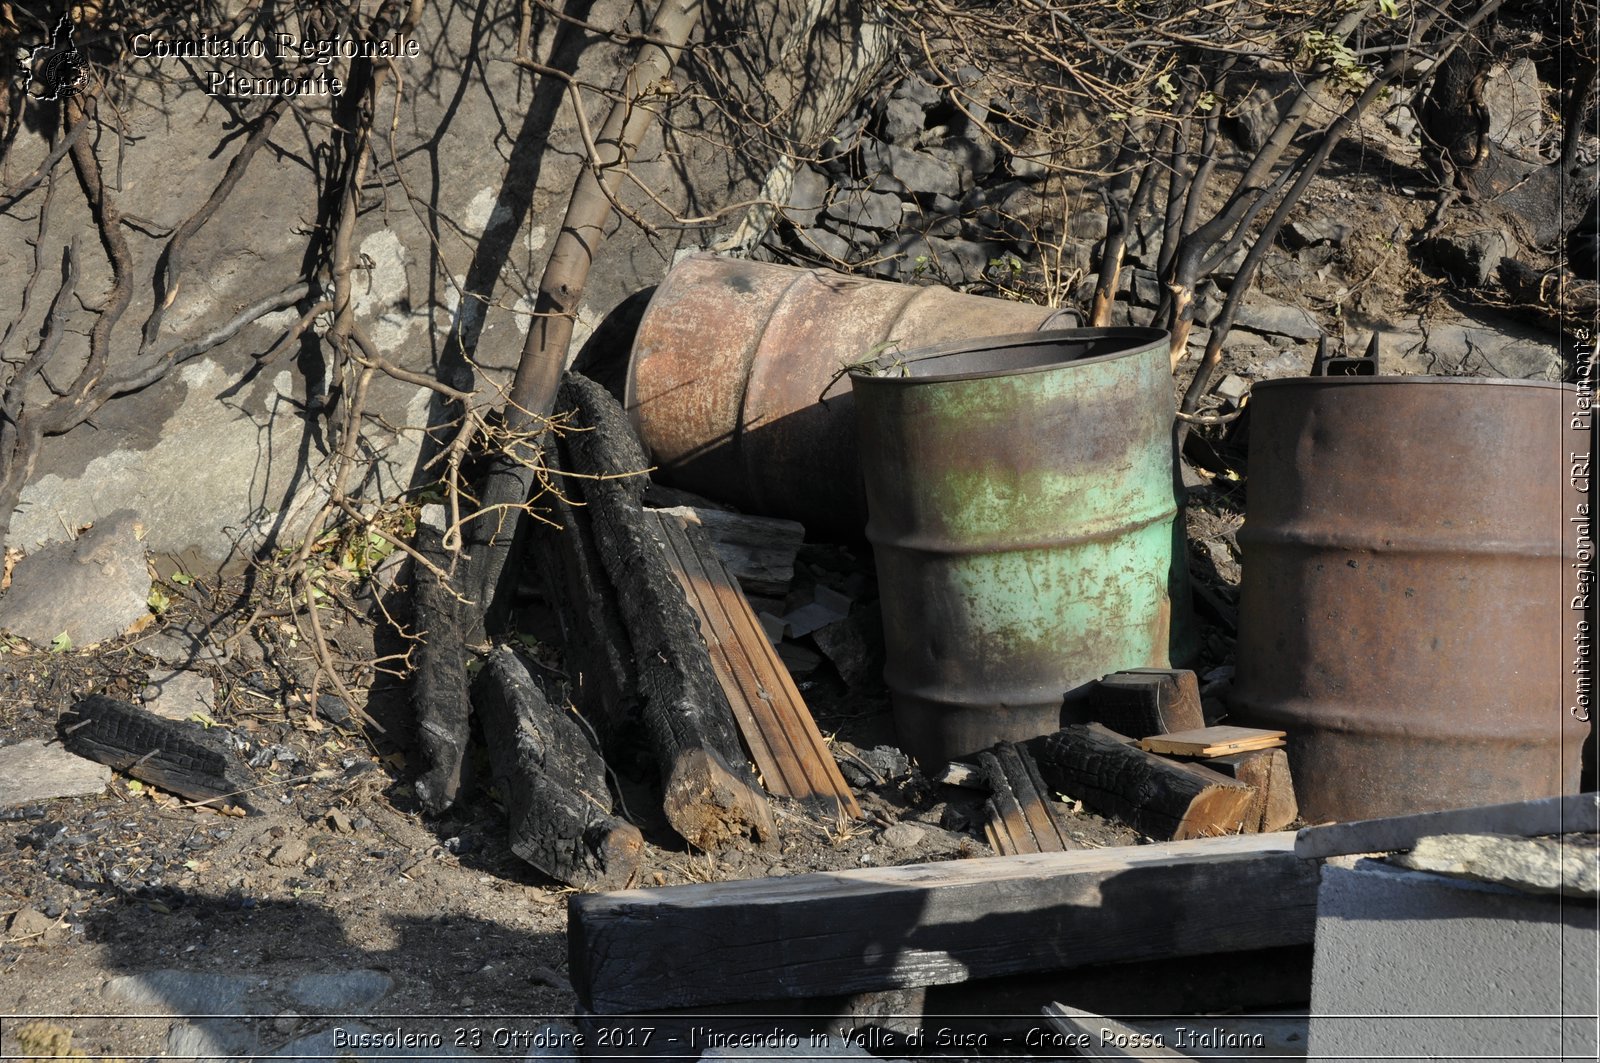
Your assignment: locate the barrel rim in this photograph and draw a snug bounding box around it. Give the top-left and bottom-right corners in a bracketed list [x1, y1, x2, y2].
[1252, 374, 1577, 393]
[847, 327, 1170, 386]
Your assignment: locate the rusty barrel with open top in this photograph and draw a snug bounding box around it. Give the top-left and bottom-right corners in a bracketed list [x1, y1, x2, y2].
[850, 328, 1195, 766]
[1229, 375, 1589, 822]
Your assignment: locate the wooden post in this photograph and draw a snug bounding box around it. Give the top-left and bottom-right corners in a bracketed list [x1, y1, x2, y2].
[527, 445, 639, 758]
[410, 521, 471, 813]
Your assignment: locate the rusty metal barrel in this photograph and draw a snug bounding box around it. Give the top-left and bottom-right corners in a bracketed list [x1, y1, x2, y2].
[851, 328, 1195, 765]
[624, 254, 1069, 533]
[1230, 376, 1588, 822]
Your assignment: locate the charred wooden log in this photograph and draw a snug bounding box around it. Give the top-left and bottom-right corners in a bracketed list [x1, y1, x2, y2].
[557, 372, 774, 850]
[529, 444, 639, 758]
[471, 647, 642, 889]
[59, 695, 255, 811]
[410, 520, 471, 814]
[1023, 724, 1254, 841]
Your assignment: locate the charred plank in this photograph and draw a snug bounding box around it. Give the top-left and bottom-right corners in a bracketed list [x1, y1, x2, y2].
[568, 834, 1318, 1013]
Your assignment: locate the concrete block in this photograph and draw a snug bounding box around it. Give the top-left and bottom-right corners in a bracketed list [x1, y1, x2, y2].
[1309, 861, 1599, 1061]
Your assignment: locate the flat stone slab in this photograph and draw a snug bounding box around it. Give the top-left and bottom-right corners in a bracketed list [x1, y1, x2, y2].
[136, 619, 229, 666]
[104, 969, 255, 1014]
[1391, 832, 1599, 899]
[1, 511, 150, 648]
[1234, 295, 1324, 341]
[143, 669, 216, 721]
[1295, 793, 1600, 859]
[286, 970, 394, 1011]
[0, 739, 112, 808]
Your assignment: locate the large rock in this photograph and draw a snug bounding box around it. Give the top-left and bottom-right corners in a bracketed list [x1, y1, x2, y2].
[860, 141, 964, 200]
[1, 1, 885, 568]
[1, 511, 150, 647]
[1484, 58, 1549, 158]
[1385, 308, 1563, 379]
[1416, 226, 1515, 288]
[1233, 294, 1324, 341]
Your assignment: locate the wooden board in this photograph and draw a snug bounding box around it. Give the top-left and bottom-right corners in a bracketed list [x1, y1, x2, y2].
[1295, 792, 1600, 859]
[568, 832, 1319, 1013]
[1138, 726, 1286, 757]
[647, 510, 859, 820]
[649, 505, 804, 598]
[980, 743, 1072, 855]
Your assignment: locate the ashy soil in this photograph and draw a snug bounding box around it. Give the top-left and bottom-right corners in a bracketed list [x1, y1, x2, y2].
[0, 539, 1155, 1060]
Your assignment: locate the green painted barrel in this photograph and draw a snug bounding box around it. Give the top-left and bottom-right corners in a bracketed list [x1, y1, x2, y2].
[851, 328, 1194, 765]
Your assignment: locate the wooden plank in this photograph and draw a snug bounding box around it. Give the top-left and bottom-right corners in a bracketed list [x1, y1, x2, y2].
[980, 744, 1071, 855]
[1295, 792, 1600, 859]
[647, 510, 859, 819]
[1041, 1003, 1189, 1059]
[1026, 725, 1256, 840]
[649, 505, 804, 598]
[1211, 749, 1299, 833]
[567, 832, 1319, 1013]
[1090, 670, 1205, 739]
[1138, 726, 1286, 757]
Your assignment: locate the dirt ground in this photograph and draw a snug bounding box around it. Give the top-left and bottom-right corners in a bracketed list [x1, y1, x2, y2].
[0, 533, 1155, 1061]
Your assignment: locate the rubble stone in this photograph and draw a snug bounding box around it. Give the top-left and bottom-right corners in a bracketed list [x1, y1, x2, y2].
[1391, 832, 1598, 899]
[1, 511, 150, 648]
[0, 740, 112, 808]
